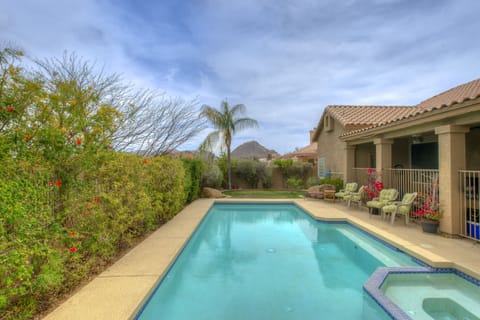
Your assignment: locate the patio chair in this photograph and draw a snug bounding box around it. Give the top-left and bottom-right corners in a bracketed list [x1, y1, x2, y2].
[344, 186, 365, 208]
[335, 182, 358, 202]
[305, 184, 336, 199]
[366, 188, 398, 217]
[381, 192, 417, 225]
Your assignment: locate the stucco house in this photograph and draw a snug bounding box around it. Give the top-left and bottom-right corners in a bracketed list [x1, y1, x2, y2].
[282, 130, 318, 165]
[312, 78, 480, 239]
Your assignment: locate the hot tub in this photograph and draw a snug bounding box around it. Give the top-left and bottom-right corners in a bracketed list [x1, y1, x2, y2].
[364, 267, 480, 320]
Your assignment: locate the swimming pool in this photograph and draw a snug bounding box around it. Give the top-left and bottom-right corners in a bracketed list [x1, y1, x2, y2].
[135, 203, 420, 319]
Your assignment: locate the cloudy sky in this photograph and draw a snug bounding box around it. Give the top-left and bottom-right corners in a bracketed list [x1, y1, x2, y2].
[1, 0, 479, 154]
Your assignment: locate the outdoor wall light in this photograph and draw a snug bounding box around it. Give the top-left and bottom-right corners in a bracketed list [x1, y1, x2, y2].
[411, 135, 423, 144]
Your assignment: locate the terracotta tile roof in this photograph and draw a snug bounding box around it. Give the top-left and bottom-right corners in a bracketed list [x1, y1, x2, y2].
[416, 78, 480, 111]
[294, 142, 317, 155]
[282, 142, 317, 159]
[313, 78, 480, 140]
[340, 78, 480, 138]
[327, 105, 416, 128]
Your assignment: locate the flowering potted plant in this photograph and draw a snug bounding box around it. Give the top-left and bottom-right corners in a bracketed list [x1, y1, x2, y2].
[363, 168, 384, 199]
[362, 168, 383, 214]
[415, 175, 442, 233]
[415, 208, 443, 233]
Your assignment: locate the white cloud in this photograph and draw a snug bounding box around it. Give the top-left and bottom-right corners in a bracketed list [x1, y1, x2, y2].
[1, 0, 480, 153]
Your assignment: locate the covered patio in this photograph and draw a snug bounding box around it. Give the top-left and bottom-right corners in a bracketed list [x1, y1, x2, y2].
[335, 80, 480, 240]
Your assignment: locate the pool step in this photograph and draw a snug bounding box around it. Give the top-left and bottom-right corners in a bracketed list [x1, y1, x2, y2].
[336, 228, 407, 267]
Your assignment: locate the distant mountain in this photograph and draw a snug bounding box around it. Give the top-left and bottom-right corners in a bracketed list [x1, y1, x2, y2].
[231, 141, 279, 160]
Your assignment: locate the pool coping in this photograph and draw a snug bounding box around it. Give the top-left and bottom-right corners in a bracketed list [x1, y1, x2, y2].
[42, 198, 480, 320]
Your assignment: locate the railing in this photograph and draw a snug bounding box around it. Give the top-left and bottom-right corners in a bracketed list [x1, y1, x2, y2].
[329, 171, 344, 181]
[459, 170, 480, 241]
[352, 168, 369, 187]
[352, 168, 439, 220]
[383, 168, 439, 198]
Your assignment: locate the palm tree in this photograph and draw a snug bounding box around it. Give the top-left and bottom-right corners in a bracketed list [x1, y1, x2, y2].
[200, 100, 258, 189]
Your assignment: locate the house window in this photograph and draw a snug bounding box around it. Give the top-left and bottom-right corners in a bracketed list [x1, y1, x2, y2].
[318, 157, 326, 178]
[324, 115, 333, 132]
[411, 142, 438, 169]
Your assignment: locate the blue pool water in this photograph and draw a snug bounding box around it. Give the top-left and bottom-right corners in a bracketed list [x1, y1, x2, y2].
[136, 203, 420, 319]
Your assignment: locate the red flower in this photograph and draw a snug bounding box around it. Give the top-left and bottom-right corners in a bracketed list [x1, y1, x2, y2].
[142, 159, 148, 164]
[6, 105, 14, 112]
[49, 179, 62, 187]
[75, 138, 82, 146]
[69, 231, 76, 237]
[69, 247, 77, 253]
[82, 212, 88, 218]
[94, 197, 101, 203]
[24, 134, 32, 141]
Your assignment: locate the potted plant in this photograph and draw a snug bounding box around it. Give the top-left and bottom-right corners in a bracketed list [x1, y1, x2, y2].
[415, 174, 442, 234]
[416, 208, 443, 233]
[362, 168, 384, 214]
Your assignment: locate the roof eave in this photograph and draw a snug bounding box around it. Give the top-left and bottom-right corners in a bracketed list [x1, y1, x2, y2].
[340, 98, 480, 141]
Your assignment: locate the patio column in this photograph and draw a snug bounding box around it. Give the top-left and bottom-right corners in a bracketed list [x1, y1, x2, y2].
[343, 144, 356, 183]
[374, 138, 393, 181]
[435, 125, 469, 235]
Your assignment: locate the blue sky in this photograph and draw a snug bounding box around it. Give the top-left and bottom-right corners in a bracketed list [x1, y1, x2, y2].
[1, 0, 480, 154]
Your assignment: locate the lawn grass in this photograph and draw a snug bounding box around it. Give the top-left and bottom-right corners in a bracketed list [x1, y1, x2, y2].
[222, 189, 305, 198]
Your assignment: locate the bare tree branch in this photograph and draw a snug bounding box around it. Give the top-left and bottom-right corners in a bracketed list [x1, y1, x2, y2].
[113, 93, 206, 156]
[30, 51, 206, 155]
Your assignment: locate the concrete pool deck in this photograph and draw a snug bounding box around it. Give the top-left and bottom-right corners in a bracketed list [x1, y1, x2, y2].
[43, 198, 480, 320]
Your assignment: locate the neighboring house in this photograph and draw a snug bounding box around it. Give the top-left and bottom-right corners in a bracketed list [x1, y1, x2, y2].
[312, 78, 480, 238]
[282, 130, 318, 165]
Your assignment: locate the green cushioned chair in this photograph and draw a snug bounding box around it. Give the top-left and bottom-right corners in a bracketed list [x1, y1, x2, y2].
[382, 192, 417, 225]
[335, 182, 358, 202]
[366, 188, 398, 217]
[344, 186, 365, 208]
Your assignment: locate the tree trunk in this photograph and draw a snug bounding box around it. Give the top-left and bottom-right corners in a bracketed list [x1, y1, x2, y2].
[227, 146, 232, 190]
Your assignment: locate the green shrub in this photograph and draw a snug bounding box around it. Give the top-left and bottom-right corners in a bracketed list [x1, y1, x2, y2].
[233, 160, 255, 188]
[262, 166, 273, 189]
[0, 153, 187, 319]
[287, 178, 304, 190]
[307, 176, 322, 187]
[216, 153, 235, 188]
[306, 176, 343, 191]
[202, 163, 223, 189]
[182, 158, 202, 202]
[273, 159, 293, 180]
[233, 160, 268, 189]
[274, 159, 313, 187]
[320, 177, 344, 192]
[0, 47, 191, 319]
[0, 164, 65, 319]
[289, 162, 313, 180]
[148, 157, 186, 221]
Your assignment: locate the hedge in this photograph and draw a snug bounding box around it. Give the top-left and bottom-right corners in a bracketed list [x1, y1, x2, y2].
[0, 153, 187, 319]
[182, 158, 202, 203]
[0, 47, 201, 319]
